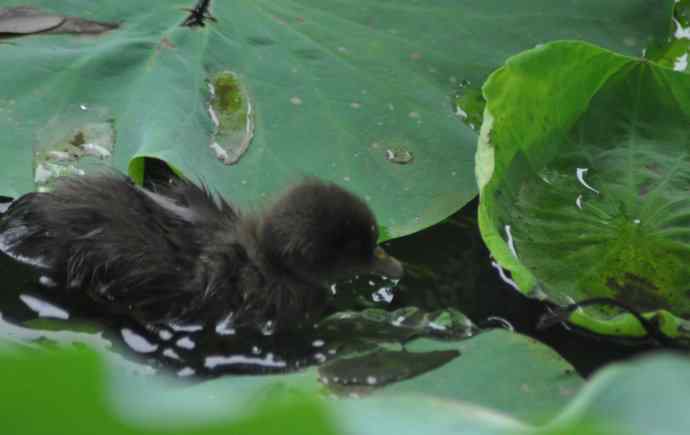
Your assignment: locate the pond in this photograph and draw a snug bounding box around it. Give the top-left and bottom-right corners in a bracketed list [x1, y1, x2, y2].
[0, 1, 687, 432]
[0, 194, 651, 381]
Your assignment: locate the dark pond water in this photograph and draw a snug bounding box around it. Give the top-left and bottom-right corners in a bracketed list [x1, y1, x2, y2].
[0, 195, 654, 381]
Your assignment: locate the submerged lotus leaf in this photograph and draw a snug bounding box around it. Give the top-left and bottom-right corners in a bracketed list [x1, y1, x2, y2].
[317, 307, 478, 342]
[318, 348, 460, 392]
[0, 0, 673, 238]
[546, 354, 690, 435]
[478, 40, 690, 338]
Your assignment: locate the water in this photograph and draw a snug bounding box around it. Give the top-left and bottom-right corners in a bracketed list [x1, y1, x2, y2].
[207, 71, 254, 165]
[453, 79, 484, 131]
[32, 105, 115, 190]
[0, 197, 650, 380]
[384, 146, 414, 164]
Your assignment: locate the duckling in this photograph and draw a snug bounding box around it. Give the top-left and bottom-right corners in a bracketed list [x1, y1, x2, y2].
[0, 172, 403, 332]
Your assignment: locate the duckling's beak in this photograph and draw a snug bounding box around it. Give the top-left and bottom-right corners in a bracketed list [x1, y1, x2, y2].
[371, 246, 404, 279]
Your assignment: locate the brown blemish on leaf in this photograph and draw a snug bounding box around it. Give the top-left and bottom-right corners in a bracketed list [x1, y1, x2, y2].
[294, 48, 323, 60]
[246, 36, 275, 46]
[69, 131, 85, 146]
[559, 386, 575, 396]
[160, 37, 175, 49]
[645, 162, 661, 175]
[52, 15, 118, 35]
[0, 6, 64, 34]
[607, 273, 671, 312]
[0, 6, 118, 37]
[638, 181, 652, 198]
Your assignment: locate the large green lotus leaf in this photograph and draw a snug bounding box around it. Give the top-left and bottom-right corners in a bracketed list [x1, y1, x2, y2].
[545, 353, 690, 435]
[168, 330, 581, 426]
[5, 339, 689, 435]
[0, 347, 341, 435]
[0, 0, 672, 238]
[371, 331, 582, 425]
[646, 0, 690, 73]
[0, 343, 526, 435]
[477, 40, 690, 338]
[2, 312, 580, 429]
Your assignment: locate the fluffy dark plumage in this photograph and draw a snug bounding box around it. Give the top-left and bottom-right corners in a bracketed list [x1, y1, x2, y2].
[0, 173, 403, 331]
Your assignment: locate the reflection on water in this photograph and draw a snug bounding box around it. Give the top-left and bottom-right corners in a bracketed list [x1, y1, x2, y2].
[0, 243, 476, 381]
[19, 294, 69, 320]
[0, 313, 155, 375]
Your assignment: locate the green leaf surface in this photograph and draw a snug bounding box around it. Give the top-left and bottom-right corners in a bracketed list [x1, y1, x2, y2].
[545, 353, 690, 435]
[1, 309, 581, 428]
[376, 332, 582, 424]
[478, 40, 690, 337]
[0, 347, 340, 435]
[646, 0, 690, 73]
[4, 337, 688, 435]
[0, 344, 524, 435]
[179, 330, 581, 426]
[0, 0, 672, 238]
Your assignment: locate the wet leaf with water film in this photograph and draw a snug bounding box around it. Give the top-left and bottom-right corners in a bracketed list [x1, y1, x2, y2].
[0, 0, 672, 238]
[478, 40, 690, 339]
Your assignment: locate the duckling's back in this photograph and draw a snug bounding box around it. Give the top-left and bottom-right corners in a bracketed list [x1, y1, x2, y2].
[0, 173, 247, 323]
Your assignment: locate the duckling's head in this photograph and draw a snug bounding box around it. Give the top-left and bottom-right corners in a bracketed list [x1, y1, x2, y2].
[259, 179, 403, 286]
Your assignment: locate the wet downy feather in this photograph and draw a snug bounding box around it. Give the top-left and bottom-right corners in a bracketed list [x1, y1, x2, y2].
[0, 172, 403, 332]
